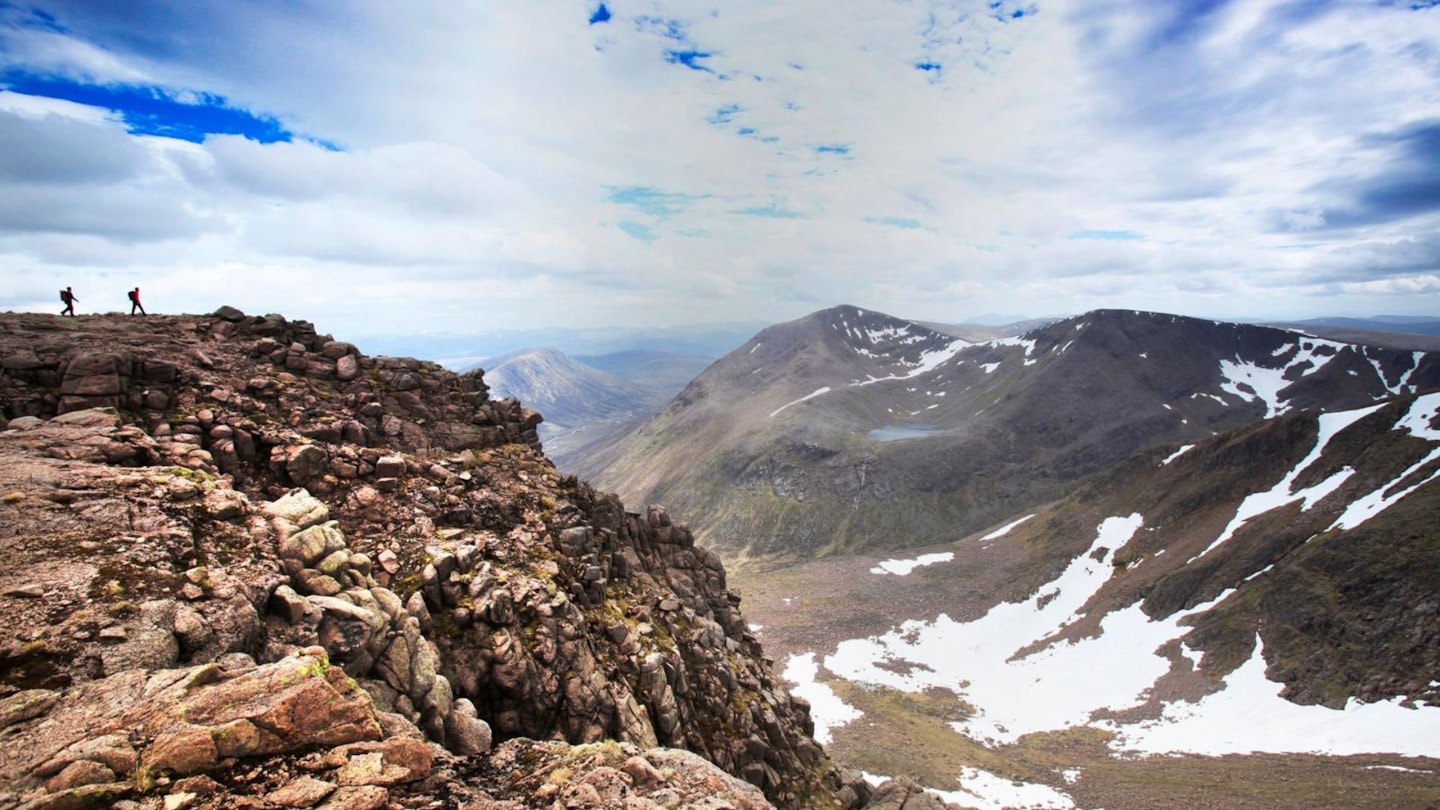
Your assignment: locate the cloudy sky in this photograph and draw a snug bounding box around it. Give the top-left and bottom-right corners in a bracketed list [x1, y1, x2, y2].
[1, 1, 1438, 341]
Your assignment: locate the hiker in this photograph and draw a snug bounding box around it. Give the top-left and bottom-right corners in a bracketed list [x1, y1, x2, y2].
[60, 286, 77, 316]
[128, 287, 146, 316]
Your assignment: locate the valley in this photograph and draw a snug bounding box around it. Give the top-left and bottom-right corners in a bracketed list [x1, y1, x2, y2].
[558, 306, 1440, 808]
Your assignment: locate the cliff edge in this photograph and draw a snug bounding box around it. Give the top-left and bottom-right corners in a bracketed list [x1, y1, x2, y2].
[0, 310, 887, 810]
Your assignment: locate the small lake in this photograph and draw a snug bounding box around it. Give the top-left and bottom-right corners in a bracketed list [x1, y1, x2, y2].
[867, 423, 941, 442]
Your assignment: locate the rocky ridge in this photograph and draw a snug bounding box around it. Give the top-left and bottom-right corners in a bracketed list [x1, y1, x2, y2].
[0, 311, 887, 810]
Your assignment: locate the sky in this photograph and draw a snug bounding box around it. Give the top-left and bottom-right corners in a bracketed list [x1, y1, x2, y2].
[1, 0, 1438, 343]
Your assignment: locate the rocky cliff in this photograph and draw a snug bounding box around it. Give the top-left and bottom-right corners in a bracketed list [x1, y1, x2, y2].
[0, 311, 882, 810]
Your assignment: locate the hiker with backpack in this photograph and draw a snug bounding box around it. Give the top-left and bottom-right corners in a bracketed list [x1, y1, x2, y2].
[128, 287, 146, 316]
[60, 287, 77, 316]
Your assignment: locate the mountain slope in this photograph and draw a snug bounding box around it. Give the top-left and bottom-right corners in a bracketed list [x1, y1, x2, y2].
[574, 349, 717, 393]
[480, 346, 669, 429]
[738, 393, 1440, 807]
[577, 306, 1440, 560]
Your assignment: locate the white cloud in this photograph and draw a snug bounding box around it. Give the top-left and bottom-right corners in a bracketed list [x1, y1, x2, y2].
[1, 1, 1438, 336]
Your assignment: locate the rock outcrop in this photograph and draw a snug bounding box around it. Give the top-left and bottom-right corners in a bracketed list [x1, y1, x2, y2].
[0, 311, 876, 809]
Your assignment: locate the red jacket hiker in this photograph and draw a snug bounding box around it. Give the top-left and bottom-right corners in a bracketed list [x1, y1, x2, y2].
[129, 287, 146, 316]
[60, 287, 77, 316]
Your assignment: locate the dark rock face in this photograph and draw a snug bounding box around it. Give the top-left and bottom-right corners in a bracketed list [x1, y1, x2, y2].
[0, 310, 872, 809]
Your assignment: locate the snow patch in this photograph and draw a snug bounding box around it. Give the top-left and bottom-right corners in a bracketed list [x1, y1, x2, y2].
[1109, 636, 1440, 757]
[781, 653, 862, 744]
[770, 387, 832, 418]
[1218, 337, 1348, 418]
[852, 339, 970, 387]
[871, 552, 954, 576]
[930, 767, 1077, 810]
[981, 362, 1001, 374]
[1397, 391, 1440, 440]
[981, 514, 1035, 540]
[1191, 404, 1384, 562]
[1368, 351, 1425, 395]
[1366, 765, 1433, 774]
[826, 515, 1153, 745]
[1329, 446, 1440, 531]
[1160, 445, 1195, 466]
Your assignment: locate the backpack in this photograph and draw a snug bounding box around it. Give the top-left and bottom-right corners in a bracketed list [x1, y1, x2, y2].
[128, 289, 137, 303]
[60, 289, 69, 303]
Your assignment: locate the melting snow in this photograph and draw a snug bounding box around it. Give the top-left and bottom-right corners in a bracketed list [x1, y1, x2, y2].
[781, 653, 862, 744]
[1190, 404, 1385, 562]
[750, 342, 762, 354]
[1329, 393, 1440, 530]
[981, 514, 1035, 541]
[819, 508, 1440, 759]
[1366, 765, 1434, 774]
[1108, 636, 1440, 757]
[981, 362, 1001, 374]
[1398, 391, 1440, 440]
[1218, 337, 1349, 418]
[1330, 445, 1440, 531]
[870, 552, 954, 576]
[1368, 350, 1425, 395]
[826, 515, 1167, 744]
[1160, 445, 1195, 466]
[931, 767, 1077, 810]
[770, 387, 832, 418]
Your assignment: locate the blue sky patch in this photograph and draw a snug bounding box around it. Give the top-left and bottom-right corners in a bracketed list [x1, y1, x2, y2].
[814, 144, 850, 155]
[618, 221, 658, 242]
[606, 186, 707, 217]
[665, 50, 714, 72]
[867, 216, 924, 230]
[737, 127, 779, 143]
[2, 70, 294, 144]
[734, 203, 805, 219]
[914, 60, 942, 72]
[588, 3, 611, 24]
[1068, 229, 1145, 240]
[635, 16, 688, 42]
[708, 104, 741, 125]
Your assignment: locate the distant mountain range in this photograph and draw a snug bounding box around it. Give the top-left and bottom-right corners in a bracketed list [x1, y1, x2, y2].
[353, 321, 765, 371]
[572, 305, 1439, 560]
[473, 347, 714, 460]
[1268, 317, 1440, 351]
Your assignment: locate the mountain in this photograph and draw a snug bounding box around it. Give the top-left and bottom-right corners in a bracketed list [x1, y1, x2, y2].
[1264, 317, 1440, 352]
[473, 346, 673, 459]
[0, 310, 873, 809]
[474, 347, 717, 466]
[1295, 315, 1440, 334]
[916, 317, 1060, 343]
[574, 349, 717, 394]
[576, 305, 1440, 560]
[358, 321, 764, 371]
[743, 392, 1440, 808]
